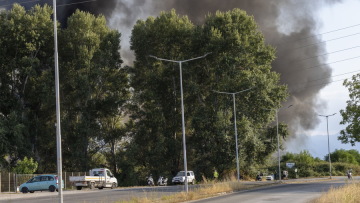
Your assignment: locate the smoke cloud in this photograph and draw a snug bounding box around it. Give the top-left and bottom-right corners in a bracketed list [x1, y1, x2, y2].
[2, 0, 346, 143]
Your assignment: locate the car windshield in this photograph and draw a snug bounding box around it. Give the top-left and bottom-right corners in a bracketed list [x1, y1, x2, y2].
[176, 172, 185, 176]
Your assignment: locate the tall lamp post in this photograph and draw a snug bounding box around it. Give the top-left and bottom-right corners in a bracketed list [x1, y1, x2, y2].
[213, 88, 253, 181]
[53, 0, 63, 202]
[149, 53, 210, 192]
[319, 113, 336, 179]
[264, 105, 292, 181]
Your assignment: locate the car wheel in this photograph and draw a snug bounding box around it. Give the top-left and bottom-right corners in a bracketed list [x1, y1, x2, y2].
[21, 187, 29, 193]
[89, 182, 95, 189]
[98, 187, 104, 190]
[49, 185, 56, 192]
[76, 186, 82, 190]
[29, 191, 35, 193]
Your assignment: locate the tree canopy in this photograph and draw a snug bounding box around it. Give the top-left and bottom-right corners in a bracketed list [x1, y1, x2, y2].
[1, 5, 290, 183]
[0, 4, 129, 172]
[340, 74, 360, 146]
[128, 8, 288, 179]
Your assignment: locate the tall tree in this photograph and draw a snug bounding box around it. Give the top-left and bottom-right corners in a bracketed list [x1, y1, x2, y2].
[129, 8, 288, 179]
[340, 74, 360, 146]
[58, 10, 129, 171]
[0, 4, 55, 169]
[0, 5, 129, 172]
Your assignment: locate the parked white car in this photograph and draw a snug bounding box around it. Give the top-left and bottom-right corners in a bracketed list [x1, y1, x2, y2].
[172, 171, 195, 184]
[266, 174, 274, 181]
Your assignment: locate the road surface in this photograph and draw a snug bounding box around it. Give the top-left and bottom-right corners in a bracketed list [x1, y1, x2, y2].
[0, 177, 356, 203]
[193, 177, 357, 203]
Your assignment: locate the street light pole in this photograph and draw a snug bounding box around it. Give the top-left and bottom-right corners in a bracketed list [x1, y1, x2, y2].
[149, 53, 210, 192]
[275, 108, 280, 181]
[264, 105, 292, 181]
[319, 113, 336, 179]
[53, 0, 63, 202]
[213, 88, 252, 181]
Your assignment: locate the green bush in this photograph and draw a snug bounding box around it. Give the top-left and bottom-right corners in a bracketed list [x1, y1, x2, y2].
[13, 157, 38, 174]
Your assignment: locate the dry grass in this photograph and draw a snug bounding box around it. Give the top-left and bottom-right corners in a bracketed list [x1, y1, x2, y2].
[310, 182, 360, 203]
[116, 177, 273, 203]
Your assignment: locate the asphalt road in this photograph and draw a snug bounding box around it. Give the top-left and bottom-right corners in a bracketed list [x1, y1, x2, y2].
[0, 177, 356, 203]
[193, 177, 357, 203]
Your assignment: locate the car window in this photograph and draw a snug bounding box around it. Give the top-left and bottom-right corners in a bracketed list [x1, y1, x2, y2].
[176, 172, 185, 176]
[106, 170, 112, 177]
[41, 176, 49, 181]
[32, 176, 41, 182]
[49, 176, 54, 181]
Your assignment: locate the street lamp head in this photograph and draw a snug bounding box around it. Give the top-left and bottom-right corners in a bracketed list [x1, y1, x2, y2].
[148, 55, 158, 60]
[318, 113, 337, 117]
[203, 52, 212, 57]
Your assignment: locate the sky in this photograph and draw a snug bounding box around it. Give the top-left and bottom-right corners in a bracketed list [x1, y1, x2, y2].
[285, 0, 360, 159]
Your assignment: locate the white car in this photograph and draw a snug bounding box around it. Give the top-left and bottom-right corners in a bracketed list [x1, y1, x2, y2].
[266, 174, 274, 181]
[172, 171, 195, 184]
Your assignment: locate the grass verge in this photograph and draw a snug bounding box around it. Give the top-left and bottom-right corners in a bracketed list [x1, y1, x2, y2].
[116, 180, 276, 203]
[310, 182, 360, 203]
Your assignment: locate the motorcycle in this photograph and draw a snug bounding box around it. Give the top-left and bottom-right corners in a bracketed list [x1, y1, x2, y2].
[147, 175, 155, 186]
[347, 172, 353, 180]
[256, 174, 262, 181]
[157, 176, 168, 186]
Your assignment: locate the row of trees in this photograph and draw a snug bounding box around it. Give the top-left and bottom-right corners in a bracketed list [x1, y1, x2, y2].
[280, 149, 360, 178]
[2, 4, 359, 186]
[0, 4, 129, 174]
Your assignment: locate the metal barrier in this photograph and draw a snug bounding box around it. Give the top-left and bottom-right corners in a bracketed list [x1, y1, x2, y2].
[0, 171, 89, 193]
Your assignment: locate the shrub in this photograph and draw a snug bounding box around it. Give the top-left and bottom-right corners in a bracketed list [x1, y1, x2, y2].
[13, 157, 38, 174]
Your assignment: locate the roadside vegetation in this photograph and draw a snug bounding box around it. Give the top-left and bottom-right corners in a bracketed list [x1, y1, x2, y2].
[116, 178, 276, 203]
[310, 182, 360, 203]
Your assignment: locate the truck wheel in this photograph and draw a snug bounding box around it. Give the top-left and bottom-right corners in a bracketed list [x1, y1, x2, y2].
[111, 182, 117, 189]
[76, 186, 82, 190]
[191, 179, 195, 185]
[89, 183, 95, 189]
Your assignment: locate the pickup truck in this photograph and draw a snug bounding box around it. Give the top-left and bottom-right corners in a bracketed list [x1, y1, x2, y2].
[69, 168, 118, 190]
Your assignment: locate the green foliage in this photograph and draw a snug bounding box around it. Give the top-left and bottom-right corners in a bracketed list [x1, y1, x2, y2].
[0, 4, 54, 167]
[128, 8, 288, 182]
[278, 150, 360, 178]
[0, 5, 129, 173]
[13, 157, 38, 174]
[327, 149, 359, 165]
[340, 74, 360, 146]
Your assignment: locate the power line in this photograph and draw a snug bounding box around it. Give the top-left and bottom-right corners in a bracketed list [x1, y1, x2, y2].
[283, 55, 360, 74]
[290, 77, 349, 93]
[57, 0, 96, 7]
[278, 23, 360, 47]
[293, 32, 360, 50]
[308, 69, 360, 83]
[0, 0, 97, 7]
[294, 46, 360, 63]
[0, 0, 40, 7]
